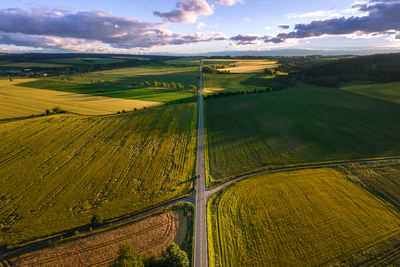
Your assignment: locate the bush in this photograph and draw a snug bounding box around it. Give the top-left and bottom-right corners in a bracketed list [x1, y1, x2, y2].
[90, 213, 103, 227]
[164, 243, 189, 267]
[113, 244, 144, 267]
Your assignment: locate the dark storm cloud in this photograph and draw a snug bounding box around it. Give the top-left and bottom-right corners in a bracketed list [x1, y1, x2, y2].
[0, 8, 227, 50]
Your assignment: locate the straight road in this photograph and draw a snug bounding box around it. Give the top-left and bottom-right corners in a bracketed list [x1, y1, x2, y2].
[194, 60, 208, 267]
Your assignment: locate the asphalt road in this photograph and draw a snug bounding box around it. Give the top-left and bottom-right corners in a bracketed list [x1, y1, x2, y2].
[193, 60, 208, 267]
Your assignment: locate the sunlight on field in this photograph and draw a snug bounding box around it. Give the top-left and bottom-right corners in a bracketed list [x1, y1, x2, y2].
[218, 59, 276, 73]
[341, 82, 400, 104]
[208, 168, 400, 266]
[0, 103, 197, 244]
[0, 79, 162, 119]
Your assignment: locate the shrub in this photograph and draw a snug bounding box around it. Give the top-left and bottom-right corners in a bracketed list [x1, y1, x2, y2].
[113, 244, 144, 267]
[90, 213, 103, 227]
[164, 243, 189, 267]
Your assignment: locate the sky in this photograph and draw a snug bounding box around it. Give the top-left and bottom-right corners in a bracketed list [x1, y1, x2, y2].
[0, 0, 399, 54]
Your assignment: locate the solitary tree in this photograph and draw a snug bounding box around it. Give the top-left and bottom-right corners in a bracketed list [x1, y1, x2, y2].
[113, 244, 144, 267]
[164, 243, 189, 267]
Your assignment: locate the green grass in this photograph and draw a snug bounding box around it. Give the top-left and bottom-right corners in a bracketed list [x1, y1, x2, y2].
[203, 73, 264, 94]
[17, 65, 199, 104]
[42, 57, 126, 65]
[208, 168, 400, 266]
[205, 84, 400, 180]
[0, 103, 197, 245]
[341, 82, 400, 104]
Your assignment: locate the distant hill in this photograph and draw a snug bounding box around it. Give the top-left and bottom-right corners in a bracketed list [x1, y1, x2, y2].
[183, 48, 400, 57]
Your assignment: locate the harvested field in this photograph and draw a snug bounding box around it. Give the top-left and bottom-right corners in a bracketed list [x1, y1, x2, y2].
[208, 168, 400, 266]
[0, 103, 197, 244]
[341, 161, 400, 210]
[205, 84, 400, 180]
[8, 211, 187, 266]
[0, 79, 161, 119]
[221, 59, 276, 73]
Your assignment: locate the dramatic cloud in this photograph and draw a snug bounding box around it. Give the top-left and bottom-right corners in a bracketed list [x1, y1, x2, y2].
[232, 0, 400, 45]
[154, 0, 242, 23]
[154, 0, 213, 23]
[275, 0, 400, 42]
[0, 8, 227, 51]
[278, 24, 290, 29]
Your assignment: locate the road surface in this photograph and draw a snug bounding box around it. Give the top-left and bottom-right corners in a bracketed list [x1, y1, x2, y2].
[194, 59, 208, 267]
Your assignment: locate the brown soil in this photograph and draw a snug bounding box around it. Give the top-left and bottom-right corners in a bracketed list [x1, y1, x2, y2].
[8, 211, 186, 266]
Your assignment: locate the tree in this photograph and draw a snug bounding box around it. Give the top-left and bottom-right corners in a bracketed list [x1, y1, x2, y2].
[114, 244, 144, 267]
[176, 83, 184, 89]
[264, 68, 275, 76]
[161, 82, 167, 87]
[140, 82, 145, 87]
[169, 82, 176, 89]
[189, 84, 197, 92]
[164, 243, 189, 267]
[153, 81, 159, 87]
[132, 82, 137, 87]
[144, 81, 151, 87]
[90, 213, 103, 227]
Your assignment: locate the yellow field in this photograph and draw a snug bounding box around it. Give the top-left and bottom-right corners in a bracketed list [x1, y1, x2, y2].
[212, 59, 276, 73]
[0, 103, 197, 244]
[208, 168, 400, 266]
[0, 79, 161, 119]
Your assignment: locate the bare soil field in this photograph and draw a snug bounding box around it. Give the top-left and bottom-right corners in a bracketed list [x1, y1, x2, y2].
[8, 211, 187, 266]
[0, 79, 161, 119]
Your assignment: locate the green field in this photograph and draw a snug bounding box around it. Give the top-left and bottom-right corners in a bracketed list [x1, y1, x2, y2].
[0, 103, 197, 245]
[42, 57, 127, 65]
[17, 65, 199, 104]
[0, 62, 70, 68]
[342, 82, 400, 104]
[205, 84, 400, 180]
[208, 168, 400, 266]
[203, 73, 263, 94]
